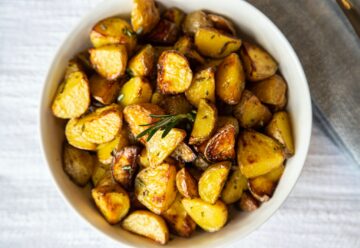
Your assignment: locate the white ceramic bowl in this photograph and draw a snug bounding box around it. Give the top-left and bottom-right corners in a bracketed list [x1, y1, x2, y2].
[39, 0, 312, 247]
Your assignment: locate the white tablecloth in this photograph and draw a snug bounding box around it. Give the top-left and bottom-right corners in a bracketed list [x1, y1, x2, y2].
[0, 0, 359, 247]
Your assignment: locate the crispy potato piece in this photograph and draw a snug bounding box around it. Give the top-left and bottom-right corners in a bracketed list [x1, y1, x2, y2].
[119, 77, 153, 106]
[238, 130, 285, 178]
[174, 36, 205, 65]
[127, 44, 155, 77]
[238, 191, 259, 212]
[240, 42, 278, 81]
[131, 0, 160, 35]
[216, 116, 239, 135]
[65, 118, 97, 151]
[185, 67, 215, 107]
[52, 71, 90, 119]
[193, 155, 210, 171]
[162, 194, 196, 237]
[63, 144, 94, 186]
[182, 11, 213, 36]
[96, 128, 129, 164]
[215, 53, 245, 105]
[221, 167, 248, 204]
[182, 198, 228, 232]
[89, 74, 120, 105]
[90, 44, 127, 80]
[112, 146, 140, 189]
[92, 162, 110, 186]
[171, 142, 196, 163]
[146, 19, 179, 45]
[163, 7, 185, 28]
[233, 90, 272, 128]
[265, 111, 295, 157]
[157, 50, 193, 94]
[138, 148, 150, 168]
[122, 210, 169, 245]
[248, 176, 275, 202]
[204, 124, 236, 162]
[198, 161, 231, 204]
[135, 163, 177, 214]
[189, 99, 217, 145]
[207, 14, 236, 36]
[194, 28, 241, 58]
[159, 95, 193, 115]
[176, 168, 198, 198]
[146, 128, 186, 167]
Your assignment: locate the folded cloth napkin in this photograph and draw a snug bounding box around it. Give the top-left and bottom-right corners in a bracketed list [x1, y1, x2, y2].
[246, 0, 360, 165]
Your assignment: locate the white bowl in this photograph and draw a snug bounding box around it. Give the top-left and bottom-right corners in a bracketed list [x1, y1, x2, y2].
[39, 0, 312, 247]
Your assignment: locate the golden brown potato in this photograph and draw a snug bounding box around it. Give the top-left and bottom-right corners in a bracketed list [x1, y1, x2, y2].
[119, 77, 153, 106]
[89, 44, 127, 80]
[122, 210, 169, 245]
[162, 194, 196, 237]
[171, 142, 196, 163]
[189, 99, 217, 145]
[89, 74, 120, 105]
[182, 198, 228, 232]
[248, 174, 277, 202]
[131, 0, 160, 35]
[52, 71, 90, 119]
[127, 44, 155, 77]
[157, 50, 193, 94]
[163, 7, 185, 28]
[233, 90, 272, 128]
[265, 111, 295, 157]
[221, 167, 248, 204]
[90, 17, 136, 54]
[185, 67, 215, 107]
[174, 36, 205, 65]
[203, 124, 236, 162]
[112, 146, 140, 189]
[159, 94, 193, 115]
[63, 144, 94, 186]
[146, 19, 179, 45]
[96, 170, 114, 187]
[91, 162, 110, 186]
[194, 28, 241, 58]
[240, 42, 278, 81]
[207, 14, 236, 36]
[64, 59, 84, 79]
[264, 163, 285, 182]
[146, 128, 186, 167]
[135, 163, 177, 214]
[215, 53, 245, 105]
[238, 191, 259, 212]
[238, 130, 285, 178]
[216, 116, 239, 135]
[92, 183, 130, 224]
[182, 11, 213, 36]
[176, 168, 198, 198]
[198, 161, 231, 204]
[65, 118, 97, 151]
[138, 148, 150, 168]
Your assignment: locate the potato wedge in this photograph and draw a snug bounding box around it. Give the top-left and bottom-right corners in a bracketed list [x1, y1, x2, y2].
[92, 183, 130, 224]
[207, 14, 236, 36]
[264, 163, 285, 182]
[182, 11, 213, 36]
[146, 19, 179, 45]
[238, 130, 285, 178]
[65, 118, 97, 151]
[215, 53, 245, 105]
[233, 90, 272, 128]
[248, 175, 275, 202]
[240, 42, 278, 81]
[112, 146, 141, 189]
[122, 210, 169, 245]
[157, 50, 193, 94]
[162, 194, 196, 237]
[159, 95, 193, 115]
[174, 36, 205, 65]
[185, 67, 215, 107]
[221, 167, 248, 204]
[119, 77, 153, 106]
[171, 142, 196, 163]
[163, 7, 185, 28]
[89, 74, 120, 105]
[52, 71, 90, 119]
[176, 168, 198, 198]
[189, 99, 217, 145]
[63, 144, 94, 186]
[265, 111, 295, 157]
[138, 148, 150, 168]
[216, 116, 239, 135]
[198, 161, 231, 204]
[64, 59, 84, 79]
[135, 163, 177, 214]
[182, 198, 228, 232]
[146, 128, 186, 167]
[90, 44, 127, 80]
[92, 162, 110, 186]
[238, 191, 259, 212]
[131, 0, 160, 35]
[194, 28, 241, 58]
[127, 44, 155, 77]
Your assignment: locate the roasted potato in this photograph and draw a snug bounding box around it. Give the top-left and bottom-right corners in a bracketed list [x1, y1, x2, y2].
[92, 162, 110, 186]
[159, 94, 193, 115]
[238, 191, 259, 212]
[207, 14, 236, 36]
[193, 155, 210, 171]
[64, 59, 84, 79]
[174, 36, 205, 65]
[215, 53, 245, 105]
[146, 19, 179, 45]
[194, 28, 241, 58]
[162, 194, 196, 237]
[176, 168, 198, 198]
[96, 170, 114, 187]
[240, 42, 278, 81]
[221, 167, 248, 204]
[131, 0, 160, 35]
[182, 198, 228, 232]
[150, 91, 165, 105]
[182, 11, 213, 36]
[135, 163, 177, 214]
[138, 148, 150, 168]
[52, 71, 90, 119]
[185, 67, 215, 107]
[189, 99, 217, 145]
[112, 146, 140, 189]
[233, 90, 272, 128]
[65, 118, 97, 151]
[157, 50, 193, 94]
[122, 210, 169, 245]
[216, 116, 239, 135]
[90, 44, 128, 80]
[238, 130, 285, 178]
[127, 44, 155, 77]
[163, 7, 185, 28]
[89, 74, 120, 105]
[63, 144, 94, 186]
[248, 175, 276, 202]
[119, 77, 153, 106]
[265, 111, 295, 157]
[92, 183, 130, 224]
[171, 142, 196, 163]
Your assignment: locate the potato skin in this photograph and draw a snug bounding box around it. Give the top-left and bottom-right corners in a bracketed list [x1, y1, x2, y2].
[221, 167, 248, 204]
[207, 14, 236, 36]
[182, 11, 213, 36]
[163, 7, 185, 28]
[176, 168, 198, 198]
[174, 36, 205, 65]
[216, 116, 239, 135]
[119, 77, 153, 106]
[89, 74, 120, 105]
[65, 118, 97, 151]
[171, 142, 196, 163]
[238, 191, 259, 212]
[127, 44, 155, 77]
[131, 0, 160, 35]
[159, 94, 193, 115]
[146, 19, 179, 45]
